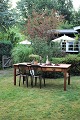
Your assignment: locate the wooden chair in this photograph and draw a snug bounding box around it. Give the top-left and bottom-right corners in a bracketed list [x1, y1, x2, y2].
[30, 64, 45, 88]
[18, 64, 30, 87]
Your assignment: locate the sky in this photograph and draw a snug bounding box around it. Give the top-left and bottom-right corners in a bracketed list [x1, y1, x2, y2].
[11, 0, 80, 11]
[72, 0, 80, 11]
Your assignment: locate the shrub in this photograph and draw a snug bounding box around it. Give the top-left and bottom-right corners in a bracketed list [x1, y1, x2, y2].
[11, 45, 33, 63]
[31, 37, 62, 62]
[52, 54, 80, 76]
[29, 54, 40, 62]
[63, 54, 80, 75]
[51, 57, 65, 64]
[31, 37, 50, 58]
[0, 40, 12, 61]
[45, 57, 64, 78]
[47, 54, 80, 77]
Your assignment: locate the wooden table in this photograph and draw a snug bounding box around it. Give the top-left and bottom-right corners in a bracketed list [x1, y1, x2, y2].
[13, 63, 71, 91]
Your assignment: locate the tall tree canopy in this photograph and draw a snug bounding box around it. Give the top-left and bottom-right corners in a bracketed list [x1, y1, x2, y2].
[56, 0, 73, 22]
[72, 8, 80, 26]
[0, 0, 15, 32]
[17, 0, 73, 22]
[23, 10, 64, 39]
[17, 0, 57, 20]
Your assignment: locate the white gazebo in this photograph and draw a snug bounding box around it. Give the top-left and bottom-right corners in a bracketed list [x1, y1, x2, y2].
[19, 40, 31, 45]
[52, 35, 79, 53]
[52, 34, 75, 42]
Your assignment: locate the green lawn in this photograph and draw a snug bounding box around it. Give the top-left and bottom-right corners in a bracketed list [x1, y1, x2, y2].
[0, 68, 80, 120]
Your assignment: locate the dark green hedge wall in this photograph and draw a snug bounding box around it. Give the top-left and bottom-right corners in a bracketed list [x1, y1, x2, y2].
[52, 54, 80, 76]
[0, 40, 13, 68]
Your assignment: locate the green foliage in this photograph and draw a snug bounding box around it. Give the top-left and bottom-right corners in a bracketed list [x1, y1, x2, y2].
[31, 37, 63, 62]
[47, 57, 65, 78]
[64, 54, 80, 63]
[9, 25, 26, 40]
[29, 54, 40, 61]
[17, 0, 73, 23]
[0, 30, 19, 47]
[52, 54, 80, 76]
[63, 54, 80, 75]
[7, 31, 19, 47]
[56, 0, 73, 22]
[17, 0, 57, 19]
[77, 53, 80, 57]
[0, 40, 12, 61]
[31, 37, 49, 58]
[0, 30, 18, 47]
[11, 45, 33, 63]
[31, 37, 52, 61]
[74, 33, 80, 41]
[0, 32, 8, 40]
[7, 26, 25, 47]
[0, 25, 26, 47]
[52, 57, 65, 64]
[58, 21, 74, 29]
[72, 9, 80, 26]
[0, 0, 15, 32]
[50, 42, 67, 58]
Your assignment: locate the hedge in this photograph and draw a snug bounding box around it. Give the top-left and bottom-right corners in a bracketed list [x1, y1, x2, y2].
[0, 40, 13, 68]
[52, 54, 80, 76]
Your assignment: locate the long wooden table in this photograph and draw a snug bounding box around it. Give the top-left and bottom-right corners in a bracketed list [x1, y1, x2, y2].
[13, 63, 71, 91]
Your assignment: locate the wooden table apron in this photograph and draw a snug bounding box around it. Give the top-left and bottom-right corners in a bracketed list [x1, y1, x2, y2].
[13, 64, 71, 91]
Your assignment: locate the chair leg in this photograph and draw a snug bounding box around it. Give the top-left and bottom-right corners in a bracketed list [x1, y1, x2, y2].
[23, 76, 25, 84]
[31, 76, 33, 87]
[35, 77, 37, 86]
[26, 76, 28, 87]
[44, 78, 45, 86]
[19, 75, 21, 86]
[39, 76, 42, 89]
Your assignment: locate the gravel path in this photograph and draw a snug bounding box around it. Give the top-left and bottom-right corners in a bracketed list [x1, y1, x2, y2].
[0, 68, 13, 76]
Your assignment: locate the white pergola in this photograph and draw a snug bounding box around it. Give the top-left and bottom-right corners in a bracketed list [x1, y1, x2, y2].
[52, 35, 79, 52]
[52, 34, 75, 42]
[19, 40, 31, 45]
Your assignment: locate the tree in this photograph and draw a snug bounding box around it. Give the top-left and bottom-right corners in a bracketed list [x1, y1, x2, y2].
[17, 0, 57, 20]
[0, 0, 15, 32]
[24, 10, 64, 39]
[16, 0, 74, 40]
[56, 0, 73, 22]
[17, 0, 73, 22]
[72, 8, 80, 26]
[58, 21, 74, 29]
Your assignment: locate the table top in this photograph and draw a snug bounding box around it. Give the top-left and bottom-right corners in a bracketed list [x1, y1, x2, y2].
[13, 62, 71, 69]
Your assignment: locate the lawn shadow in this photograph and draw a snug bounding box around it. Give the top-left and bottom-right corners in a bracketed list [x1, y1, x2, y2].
[43, 78, 64, 90]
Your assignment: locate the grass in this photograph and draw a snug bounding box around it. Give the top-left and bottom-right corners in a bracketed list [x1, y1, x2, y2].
[0, 68, 80, 120]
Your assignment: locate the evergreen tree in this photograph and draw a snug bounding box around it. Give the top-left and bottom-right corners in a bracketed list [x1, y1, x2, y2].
[17, 0, 73, 22]
[0, 0, 15, 32]
[56, 0, 73, 22]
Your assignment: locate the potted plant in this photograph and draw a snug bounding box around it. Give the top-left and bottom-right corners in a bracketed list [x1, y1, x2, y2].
[29, 54, 40, 64]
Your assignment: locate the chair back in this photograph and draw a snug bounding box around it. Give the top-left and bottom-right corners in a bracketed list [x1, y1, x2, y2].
[30, 64, 41, 76]
[18, 64, 27, 75]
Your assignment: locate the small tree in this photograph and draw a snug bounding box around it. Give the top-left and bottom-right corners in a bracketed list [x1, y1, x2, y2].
[11, 45, 33, 63]
[31, 37, 61, 62]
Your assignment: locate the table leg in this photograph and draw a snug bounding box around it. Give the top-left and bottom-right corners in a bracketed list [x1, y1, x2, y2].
[68, 72, 70, 85]
[64, 71, 67, 91]
[14, 68, 16, 85]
